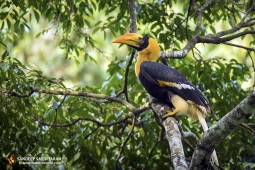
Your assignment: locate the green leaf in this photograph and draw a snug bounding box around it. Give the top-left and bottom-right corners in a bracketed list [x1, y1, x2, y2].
[44, 109, 54, 118]
[52, 102, 60, 110]
[45, 95, 52, 102]
[6, 18, 11, 29]
[34, 9, 40, 23]
[92, 27, 101, 34]
[95, 145, 101, 156]
[22, 22, 30, 30]
[14, 20, 20, 30]
[1, 21, 5, 30]
[0, 62, 10, 72]
[7, 34, 14, 42]
[0, 12, 9, 19]
[210, 26, 216, 34]
[1, 50, 9, 60]
[35, 32, 41, 38]
[242, 162, 255, 169]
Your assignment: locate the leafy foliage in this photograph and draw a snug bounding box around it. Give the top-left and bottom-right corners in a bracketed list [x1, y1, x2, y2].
[0, 0, 254, 169]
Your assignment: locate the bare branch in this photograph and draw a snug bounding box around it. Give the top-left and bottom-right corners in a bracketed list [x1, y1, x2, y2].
[194, 9, 202, 36]
[240, 123, 255, 135]
[1, 87, 135, 110]
[0, 89, 34, 98]
[84, 126, 100, 140]
[223, 42, 255, 52]
[197, 30, 255, 44]
[2, 86, 150, 129]
[160, 39, 194, 59]
[190, 0, 197, 11]
[150, 101, 188, 169]
[161, 26, 255, 59]
[164, 117, 188, 169]
[179, 124, 199, 142]
[30, 87, 136, 111]
[128, 0, 137, 33]
[35, 116, 129, 127]
[194, 0, 217, 36]
[116, 49, 136, 101]
[34, 102, 149, 128]
[240, 1, 255, 23]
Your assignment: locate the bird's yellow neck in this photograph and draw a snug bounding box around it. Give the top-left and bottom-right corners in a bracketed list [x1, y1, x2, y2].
[135, 38, 160, 77]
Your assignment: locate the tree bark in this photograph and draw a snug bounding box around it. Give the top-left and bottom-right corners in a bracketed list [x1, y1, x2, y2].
[151, 102, 188, 170]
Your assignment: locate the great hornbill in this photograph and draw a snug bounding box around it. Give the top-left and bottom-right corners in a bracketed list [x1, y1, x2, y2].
[112, 33, 219, 166]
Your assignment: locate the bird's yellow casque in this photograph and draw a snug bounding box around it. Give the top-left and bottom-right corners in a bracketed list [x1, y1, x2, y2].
[112, 33, 219, 166]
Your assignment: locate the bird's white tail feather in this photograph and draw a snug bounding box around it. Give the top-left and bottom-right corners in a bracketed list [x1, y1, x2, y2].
[212, 150, 219, 166]
[198, 113, 219, 166]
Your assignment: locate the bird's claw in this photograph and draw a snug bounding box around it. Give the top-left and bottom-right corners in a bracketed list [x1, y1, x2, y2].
[161, 108, 179, 120]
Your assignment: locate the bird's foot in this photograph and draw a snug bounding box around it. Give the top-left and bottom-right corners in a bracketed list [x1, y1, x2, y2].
[162, 109, 179, 120]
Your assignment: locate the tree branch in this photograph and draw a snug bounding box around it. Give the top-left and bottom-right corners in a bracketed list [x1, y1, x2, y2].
[161, 1, 255, 59]
[194, 0, 217, 36]
[190, 91, 255, 169]
[128, 0, 137, 33]
[34, 102, 148, 128]
[150, 101, 188, 169]
[197, 30, 255, 44]
[116, 49, 136, 101]
[1, 87, 136, 110]
[31, 87, 136, 111]
[1, 86, 150, 128]
[223, 42, 255, 52]
[0, 89, 34, 98]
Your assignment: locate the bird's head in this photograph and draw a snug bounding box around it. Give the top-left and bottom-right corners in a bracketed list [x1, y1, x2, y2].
[112, 33, 160, 62]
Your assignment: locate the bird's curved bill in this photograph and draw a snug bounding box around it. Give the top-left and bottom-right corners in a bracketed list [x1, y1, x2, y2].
[112, 33, 142, 48]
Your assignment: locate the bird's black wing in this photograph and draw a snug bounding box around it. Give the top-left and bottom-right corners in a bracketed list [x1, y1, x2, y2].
[138, 61, 210, 110]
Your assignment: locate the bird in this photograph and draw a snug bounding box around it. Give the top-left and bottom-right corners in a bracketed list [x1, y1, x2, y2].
[112, 33, 219, 166]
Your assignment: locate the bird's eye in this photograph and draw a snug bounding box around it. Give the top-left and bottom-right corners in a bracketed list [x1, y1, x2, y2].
[139, 38, 144, 44]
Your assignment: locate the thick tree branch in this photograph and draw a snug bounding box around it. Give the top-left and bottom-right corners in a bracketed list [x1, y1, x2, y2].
[194, 0, 217, 36]
[31, 87, 136, 111]
[0, 89, 34, 98]
[128, 0, 137, 33]
[161, 26, 255, 59]
[150, 101, 188, 170]
[197, 30, 255, 44]
[1, 86, 150, 128]
[190, 91, 255, 169]
[1, 87, 133, 109]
